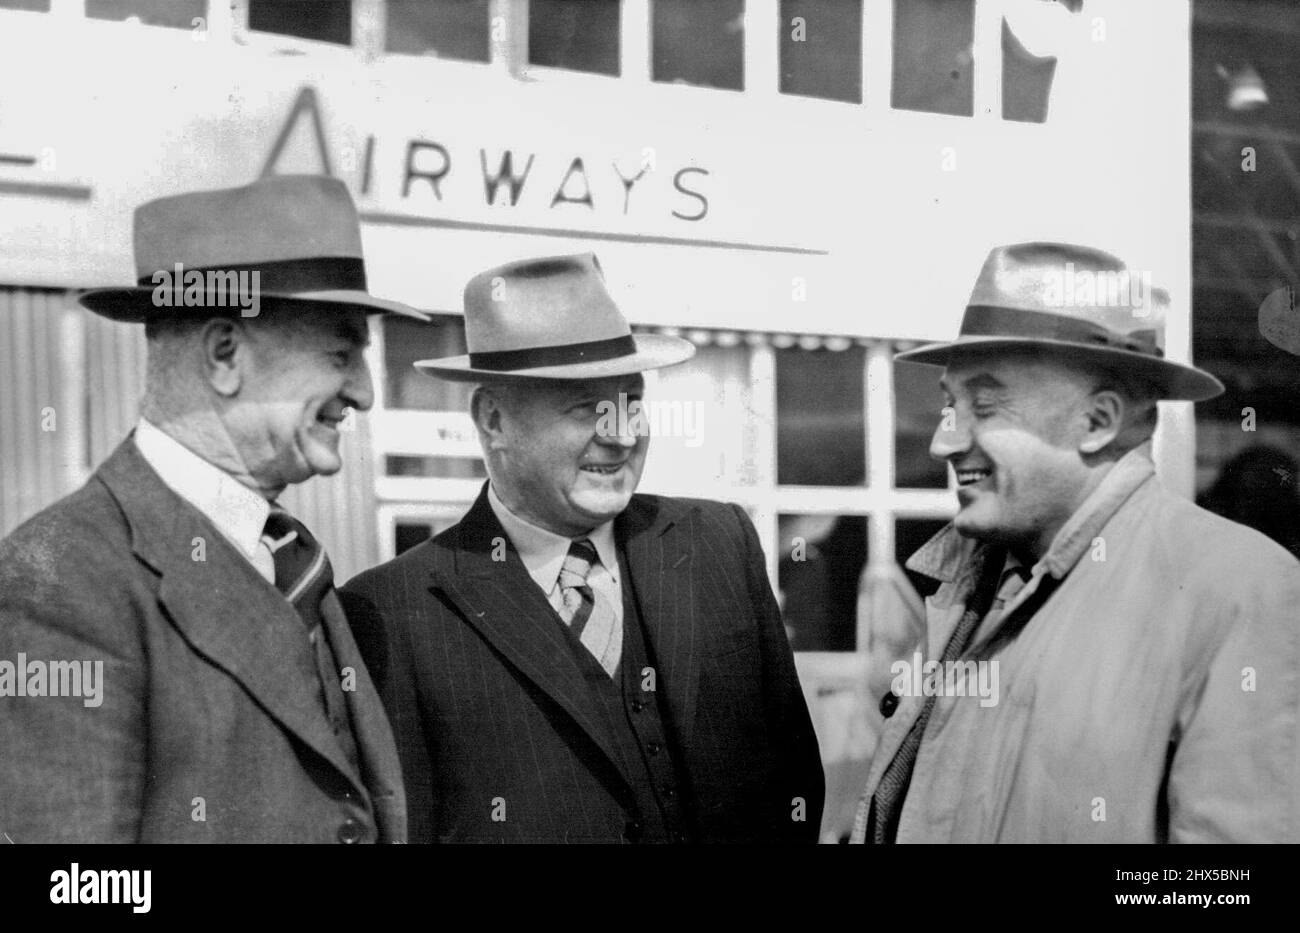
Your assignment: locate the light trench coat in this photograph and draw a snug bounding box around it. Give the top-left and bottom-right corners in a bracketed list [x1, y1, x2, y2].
[852, 443, 1300, 843]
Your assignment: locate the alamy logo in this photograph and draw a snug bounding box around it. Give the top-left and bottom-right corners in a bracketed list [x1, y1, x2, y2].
[890, 652, 999, 708]
[50, 863, 151, 913]
[0, 654, 103, 707]
[151, 262, 261, 317]
[1042, 262, 1154, 317]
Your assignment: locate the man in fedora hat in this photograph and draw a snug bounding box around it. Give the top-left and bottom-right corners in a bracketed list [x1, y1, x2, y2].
[0, 174, 425, 842]
[340, 253, 824, 843]
[851, 241, 1300, 843]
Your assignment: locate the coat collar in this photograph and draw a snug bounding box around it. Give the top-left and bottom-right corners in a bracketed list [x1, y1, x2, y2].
[434, 484, 702, 789]
[95, 437, 374, 800]
[905, 442, 1158, 586]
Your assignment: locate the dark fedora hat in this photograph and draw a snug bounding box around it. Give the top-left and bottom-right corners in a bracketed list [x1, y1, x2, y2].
[415, 253, 695, 382]
[79, 174, 429, 322]
[895, 241, 1224, 401]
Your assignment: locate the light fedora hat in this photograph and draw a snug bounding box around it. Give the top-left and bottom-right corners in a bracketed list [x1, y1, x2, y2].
[79, 174, 428, 322]
[414, 253, 695, 382]
[895, 241, 1224, 402]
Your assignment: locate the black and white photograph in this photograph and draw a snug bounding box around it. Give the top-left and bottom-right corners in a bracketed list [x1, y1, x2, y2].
[0, 0, 1295, 908]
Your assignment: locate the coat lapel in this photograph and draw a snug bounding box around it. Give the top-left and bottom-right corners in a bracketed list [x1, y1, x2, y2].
[320, 590, 407, 841]
[434, 487, 635, 791]
[97, 439, 368, 797]
[616, 496, 702, 744]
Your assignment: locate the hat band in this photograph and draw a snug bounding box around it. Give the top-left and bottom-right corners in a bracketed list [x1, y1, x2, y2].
[136, 256, 367, 293]
[962, 305, 1162, 357]
[469, 334, 637, 372]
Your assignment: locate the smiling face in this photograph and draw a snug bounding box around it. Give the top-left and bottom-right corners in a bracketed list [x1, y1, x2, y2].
[933, 351, 1103, 558]
[476, 373, 647, 537]
[226, 309, 374, 495]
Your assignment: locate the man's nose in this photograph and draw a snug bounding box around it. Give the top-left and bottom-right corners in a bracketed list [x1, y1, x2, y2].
[344, 357, 375, 413]
[929, 406, 971, 461]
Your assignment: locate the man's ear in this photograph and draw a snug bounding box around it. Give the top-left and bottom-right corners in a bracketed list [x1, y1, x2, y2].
[1078, 389, 1123, 454]
[470, 385, 508, 451]
[199, 317, 246, 397]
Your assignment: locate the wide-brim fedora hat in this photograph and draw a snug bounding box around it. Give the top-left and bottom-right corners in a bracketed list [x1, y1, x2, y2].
[79, 174, 429, 323]
[414, 253, 695, 382]
[895, 241, 1224, 402]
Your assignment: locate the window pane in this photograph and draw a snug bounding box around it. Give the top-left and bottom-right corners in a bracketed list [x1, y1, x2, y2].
[528, 0, 620, 76]
[895, 517, 948, 600]
[383, 315, 473, 412]
[1002, 18, 1056, 123]
[395, 512, 467, 555]
[778, 513, 867, 651]
[776, 345, 866, 487]
[891, 0, 973, 116]
[248, 0, 351, 46]
[652, 0, 744, 91]
[0, 1, 51, 12]
[636, 341, 754, 491]
[86, 0, 205, 28]
[385, 455, 486, 480]
[894, 357, 948, 488]
[386, 0, 490, 62]
[779, 0, 861, 103]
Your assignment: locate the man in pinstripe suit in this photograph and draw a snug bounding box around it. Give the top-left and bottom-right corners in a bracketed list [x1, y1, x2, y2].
[341, 253, 824, 843]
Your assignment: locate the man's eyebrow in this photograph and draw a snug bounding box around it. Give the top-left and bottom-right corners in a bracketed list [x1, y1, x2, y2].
[961, 373, 1005, 392]
[335, 320, 370, 348]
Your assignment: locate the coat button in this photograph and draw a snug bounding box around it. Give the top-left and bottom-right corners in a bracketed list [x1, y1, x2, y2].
[647, 741, 662, 756]
[879, 691, 899, 719]
[337, 818, 365, 844]
[624, 819, 643, 842]
[661, 786, 676, 800]
[631, 699, 647, 713]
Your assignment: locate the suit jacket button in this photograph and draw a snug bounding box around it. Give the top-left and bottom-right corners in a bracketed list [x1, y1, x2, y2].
[631, 699, 647, 713]
[624, 820, 643, 842]
[337, 818, 365, 844]
[647, 741, 662, 756]
[879, 691, 899, 719]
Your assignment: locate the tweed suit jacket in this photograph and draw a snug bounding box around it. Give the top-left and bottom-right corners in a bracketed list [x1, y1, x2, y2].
[0, 438, 406, 843]
[340, 486, 824, 843]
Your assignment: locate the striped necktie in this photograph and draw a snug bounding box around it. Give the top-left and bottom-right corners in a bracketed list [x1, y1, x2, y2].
[557, 538, 621, 677]
[261, 506, 333, 644]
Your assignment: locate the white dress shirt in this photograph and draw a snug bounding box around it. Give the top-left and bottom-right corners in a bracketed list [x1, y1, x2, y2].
[486, 483, 624, 625]
[133, 418, 276, 584]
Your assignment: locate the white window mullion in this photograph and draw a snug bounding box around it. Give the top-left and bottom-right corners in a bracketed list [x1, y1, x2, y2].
[621, 0, 651, 82]
[747, 340, 780, 587]
[862, 0, 894, 112]
[743, 0, 779, 96]
[490, 0, 529, 75]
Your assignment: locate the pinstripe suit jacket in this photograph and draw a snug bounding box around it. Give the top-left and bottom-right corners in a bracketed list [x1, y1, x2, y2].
[340, 486, 824, 843]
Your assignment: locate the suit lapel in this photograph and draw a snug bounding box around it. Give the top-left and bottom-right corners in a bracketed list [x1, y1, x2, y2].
[97, 439, 367, 796]
[617, 496, 701, 744]
[435, 487, 635, 791]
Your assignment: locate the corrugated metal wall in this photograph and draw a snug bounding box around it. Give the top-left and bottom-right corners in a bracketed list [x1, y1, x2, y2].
[0, 286, 380, 581]
[0, 289, 86, 535]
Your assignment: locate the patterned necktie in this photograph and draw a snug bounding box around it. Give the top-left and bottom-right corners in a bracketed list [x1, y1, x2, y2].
[867, 546, 1006, 843]
[261, 506, 333, 644]
[557, 538, 621, 677]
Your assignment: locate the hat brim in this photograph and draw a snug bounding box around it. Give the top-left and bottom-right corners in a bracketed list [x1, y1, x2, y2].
[895, 337, 1224, 402]
[77, 286, 431, 322]
[414, 334, 696, 382]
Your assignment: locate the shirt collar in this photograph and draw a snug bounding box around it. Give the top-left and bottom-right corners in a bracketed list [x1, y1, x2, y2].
[132, 418, 271, 561]
[486, 483, 619, 592]
[907, 441, 1157, 584]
